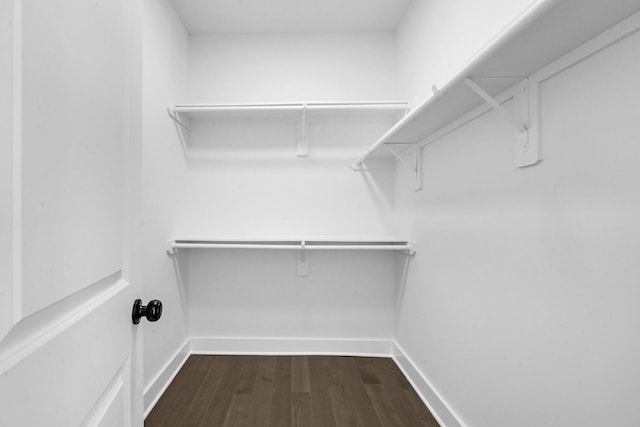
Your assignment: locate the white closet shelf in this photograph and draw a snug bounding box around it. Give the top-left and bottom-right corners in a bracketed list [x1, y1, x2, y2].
[168, 102, 409, 126]
[170, 102, 409, 119]
[354, 0, 640, 167]
[167, 238, 415, 255]
[168, 101, 409, 157]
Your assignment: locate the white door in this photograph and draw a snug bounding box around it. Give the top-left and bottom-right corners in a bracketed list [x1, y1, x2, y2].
[0, 1, 144, 426]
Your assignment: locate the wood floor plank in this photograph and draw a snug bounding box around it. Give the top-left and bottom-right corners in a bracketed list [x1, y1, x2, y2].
[353, 356, 382, 385]
[222, 394, 253, 427]
[233, 355, 260, 395]
[328, 386, 363, 427]
[366, 384, 427, 426]
[145, 355, 440, 427]
[144, 355, 214, 427]
[307, 356, 338, 427]
[249, 356, 276, 426]
[200, 355, 242, 426]
[336, 357, 383, 427]
[291, 392, 313, 426]
[405, 389, 441, 427]
[362, 356, 409, 399]
[183, 355, 227, 424]
[268, 356, 292, 427]
[291, 355, 311, 393]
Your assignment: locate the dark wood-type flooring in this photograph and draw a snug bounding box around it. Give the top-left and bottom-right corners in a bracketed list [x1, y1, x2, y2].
[145, 355, 440, 427]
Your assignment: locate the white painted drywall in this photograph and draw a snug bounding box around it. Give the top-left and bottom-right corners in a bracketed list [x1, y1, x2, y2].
[171, 0, 411, 34]
[178, 32, 400, 238]
[174, 124, 398, 238]
[188, 249, 396, 341]
[177, 32, 402, 343]
[396, 0, 537, 107]
[142, 0, 190, 397]
[394, 24, 640, 427]
[187, 32, 399, 103]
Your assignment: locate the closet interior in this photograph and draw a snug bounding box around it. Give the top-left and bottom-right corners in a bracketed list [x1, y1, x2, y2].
[142, 1, 640, 426]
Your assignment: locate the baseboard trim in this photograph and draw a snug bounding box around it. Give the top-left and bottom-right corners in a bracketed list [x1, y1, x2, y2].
[392, 341, 466, 427]
[190, 336, 393, 357]
[143, 339, 190, 418]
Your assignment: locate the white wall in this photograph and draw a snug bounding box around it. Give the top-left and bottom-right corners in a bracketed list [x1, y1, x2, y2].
[189, 249, 396, 343]
[175, 122, 398, 238]
[187, 33, 398, 103]
[178, 32, 402, 344]
[142, 0, 189, 402]
[394, 20, 640, 427]
[179, 32, 399, 237]
[396, 0, 537, 107]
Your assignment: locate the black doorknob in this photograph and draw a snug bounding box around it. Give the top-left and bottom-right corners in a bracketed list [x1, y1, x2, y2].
[132, 299, 163, 324]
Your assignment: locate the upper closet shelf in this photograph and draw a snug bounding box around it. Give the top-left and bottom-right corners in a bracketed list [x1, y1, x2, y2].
[354, 0, 640, 169]
[168, 102, 410, 157]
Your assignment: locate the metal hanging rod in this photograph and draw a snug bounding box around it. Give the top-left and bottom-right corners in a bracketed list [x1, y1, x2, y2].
[167, 238, 415, 255]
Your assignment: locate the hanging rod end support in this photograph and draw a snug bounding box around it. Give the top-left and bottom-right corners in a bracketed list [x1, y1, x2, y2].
[167, 107, 191, 131]
[166, 240, 178, 256]
[432, 85, 447, 97]
[351, 161, 365, 171]
[407, 241, 416, 256]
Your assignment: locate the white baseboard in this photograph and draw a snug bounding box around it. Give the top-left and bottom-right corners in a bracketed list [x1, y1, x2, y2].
[190, 336, 393, 357]
[392, 341, 466, 427]
[143, 339, 190, 418]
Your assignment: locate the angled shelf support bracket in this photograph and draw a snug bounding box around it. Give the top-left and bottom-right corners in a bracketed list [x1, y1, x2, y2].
[464, 77, 538, 167]
[383, 143, 423, 191]
[464, 78, 526, 133]
[167, 108, 191, 132]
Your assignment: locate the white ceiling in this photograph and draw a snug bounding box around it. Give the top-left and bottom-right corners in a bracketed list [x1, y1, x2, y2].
[170, 0, 412, 34]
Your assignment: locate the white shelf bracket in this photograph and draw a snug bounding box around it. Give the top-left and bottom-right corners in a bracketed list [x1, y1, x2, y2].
[383, 143, 422, 191]
[464, 78, 526, 133]
[297, 104, 309, 157]
[415, 146, 423, 191]
[167, 108, 191, 132]
[297, 240, 309, 277]
[464, 77, 537, 167]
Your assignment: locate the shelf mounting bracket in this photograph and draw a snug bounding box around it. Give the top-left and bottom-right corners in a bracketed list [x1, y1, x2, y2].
[383, 143, 422, 191]
[297, 240, 309, 276]
[167, 108, 191, 132]
[297, 104, 309, 157]
[464, 77, 537, 167]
